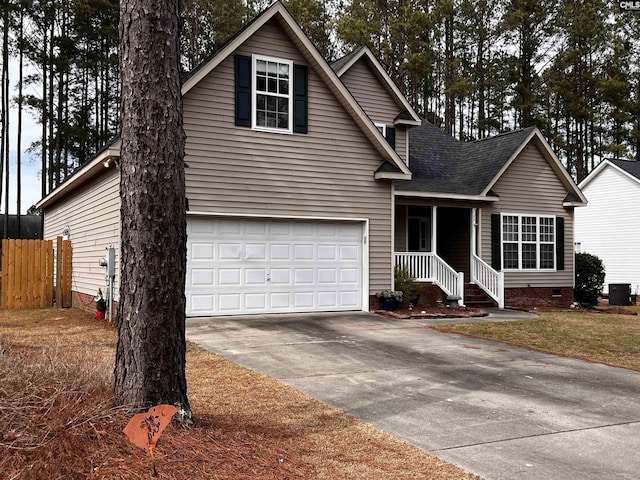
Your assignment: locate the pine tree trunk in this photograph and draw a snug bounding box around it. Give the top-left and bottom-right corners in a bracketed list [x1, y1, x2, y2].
[115, 0, 190, 418]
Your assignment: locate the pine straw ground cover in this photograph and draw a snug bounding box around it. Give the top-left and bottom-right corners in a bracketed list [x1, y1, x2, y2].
[0, 309, 478, 480]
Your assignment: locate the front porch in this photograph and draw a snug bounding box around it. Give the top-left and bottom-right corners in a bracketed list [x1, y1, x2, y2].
[394, 204, 504, 308]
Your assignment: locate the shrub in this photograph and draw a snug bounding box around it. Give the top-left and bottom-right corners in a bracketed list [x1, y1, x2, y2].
[575, 252, 605, 308]
[394, 266, 419, 305]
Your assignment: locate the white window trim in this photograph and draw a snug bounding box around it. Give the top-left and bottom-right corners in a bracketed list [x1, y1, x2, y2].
[374, 122, 387, 137]
[251, 54, 294, 134]
[501, 213, 556, 271]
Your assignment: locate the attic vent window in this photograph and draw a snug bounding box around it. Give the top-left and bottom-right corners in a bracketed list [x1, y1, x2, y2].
[253, 55, 293, 133]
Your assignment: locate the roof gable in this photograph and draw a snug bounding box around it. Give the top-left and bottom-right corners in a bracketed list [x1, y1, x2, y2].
[480, 129, 586, 205]
[180, 2, 410, 176]
[397, 121, 586, 205]
[331, 47, 421, 126]
[579, 159, 640, 190]
[37, 2, 413, 208]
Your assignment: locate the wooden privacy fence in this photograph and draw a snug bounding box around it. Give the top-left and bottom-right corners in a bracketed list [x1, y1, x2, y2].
[0, 237, 72, 309]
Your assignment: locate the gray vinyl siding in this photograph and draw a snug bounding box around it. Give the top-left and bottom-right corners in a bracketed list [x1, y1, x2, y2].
[182, 19, 394, 293]
[339, 59, 408, 162]
[480, 143, 575, 288]
[43, 169, 121, 302]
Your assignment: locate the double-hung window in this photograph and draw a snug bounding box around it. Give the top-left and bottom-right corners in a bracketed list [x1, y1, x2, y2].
[502, 214, 555, 270]
[252, 55, 293, 133]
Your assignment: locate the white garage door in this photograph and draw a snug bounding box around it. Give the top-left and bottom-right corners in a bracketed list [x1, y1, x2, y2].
[186, 217, 364, 316]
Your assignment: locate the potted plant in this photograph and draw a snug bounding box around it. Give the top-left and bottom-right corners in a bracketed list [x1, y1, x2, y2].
[95, 289, 107, 320]
[376, 289, 403, 311]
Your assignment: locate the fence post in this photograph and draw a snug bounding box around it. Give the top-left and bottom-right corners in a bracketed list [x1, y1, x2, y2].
[45, 241, 54, 307]
[1, 239, 7, 309]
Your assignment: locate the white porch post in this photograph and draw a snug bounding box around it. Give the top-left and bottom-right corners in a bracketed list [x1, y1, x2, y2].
[431, 206, 437, 253]
[470, 208, 477, 282]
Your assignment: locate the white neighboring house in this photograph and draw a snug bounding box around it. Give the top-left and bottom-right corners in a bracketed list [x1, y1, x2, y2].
[575, 159, 640, 295]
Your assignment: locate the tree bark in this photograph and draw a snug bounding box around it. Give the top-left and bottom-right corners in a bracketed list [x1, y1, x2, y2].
[115, 0, 190, 419]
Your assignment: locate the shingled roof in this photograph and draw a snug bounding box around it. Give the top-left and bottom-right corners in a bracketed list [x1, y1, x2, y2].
[396, 120, 536, 196]
[330, 46, 366, 73]
[609, 159, 640, 181]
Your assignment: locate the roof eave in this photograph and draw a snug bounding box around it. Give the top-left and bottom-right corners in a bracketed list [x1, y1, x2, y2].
[36, 146, 121, 209]
[394, 118, 421, 127]
[375, 172, 412, 181]
[394, 190, 499, 202]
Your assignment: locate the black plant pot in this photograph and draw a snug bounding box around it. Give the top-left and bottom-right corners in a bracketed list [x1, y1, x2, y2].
[380, 298, 400, 311]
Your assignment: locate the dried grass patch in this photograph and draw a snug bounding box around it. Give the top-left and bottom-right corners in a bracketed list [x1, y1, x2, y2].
[431, 309, 640, 371]
[0, 309, 477, 480]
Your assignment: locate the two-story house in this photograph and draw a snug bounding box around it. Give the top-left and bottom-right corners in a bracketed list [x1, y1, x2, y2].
[36, 1, 586, 315]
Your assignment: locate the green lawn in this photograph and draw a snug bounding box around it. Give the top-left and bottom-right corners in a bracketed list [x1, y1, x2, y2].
[430, 307, 640, 371]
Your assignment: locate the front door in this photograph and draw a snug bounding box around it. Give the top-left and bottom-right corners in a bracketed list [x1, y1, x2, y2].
[408, 206, 432, 252]
[436, 207, 471, 278]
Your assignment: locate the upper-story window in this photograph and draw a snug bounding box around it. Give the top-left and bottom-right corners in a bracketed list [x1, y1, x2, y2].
[374, 122, 396, 149]
[253, 55, 293, 133]
[502, 214, 555, 270]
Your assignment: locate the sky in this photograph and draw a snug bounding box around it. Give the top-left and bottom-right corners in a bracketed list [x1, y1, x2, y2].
[4, 57, 47, 215]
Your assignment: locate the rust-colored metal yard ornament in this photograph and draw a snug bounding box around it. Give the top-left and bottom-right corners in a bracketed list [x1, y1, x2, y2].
[123, 404, 177, 477]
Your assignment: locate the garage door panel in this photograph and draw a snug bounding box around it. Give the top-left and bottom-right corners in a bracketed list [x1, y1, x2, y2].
[317, 245, 337, 260]
[245, 293, 267, 310]
[318, 291, 338, 307]
[219, 220, 243, 236]
[294, 292, 314, 308]
[317, 269, 337, 284]
[246, 268, 267, 285]
[219, 269, 241, 286]
[270, 269, 291, 284]
[218, 294, 241, 311]
[190, 294, 215, 313]
[294, 244, 314, 260]
[340, 268, 359, 284]
[294, 268, 314, 284]
[270, 244, 291, 260]
[245, 244, 266, 259]
[340, 291, 360, 306]
[190, 268, 215, 287]
[186, 218, 364, 316]
[340, 245, 359, 261]
[191, 243, 215, 260]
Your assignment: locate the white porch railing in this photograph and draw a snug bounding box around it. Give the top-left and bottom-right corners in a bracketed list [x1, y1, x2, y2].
[471, 254, 504, 308]
[394, 252, 464, 304]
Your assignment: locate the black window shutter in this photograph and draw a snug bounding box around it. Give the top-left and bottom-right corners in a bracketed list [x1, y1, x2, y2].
[293, 64, 308, 134]
[556, 216, 565, 270]
[235, 55, 251, 127]
[385, 127, 396, 149]
[491, 214, 502, 271]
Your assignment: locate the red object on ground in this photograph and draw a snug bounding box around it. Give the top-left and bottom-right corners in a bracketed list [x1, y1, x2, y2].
[96, 311, 105, 321]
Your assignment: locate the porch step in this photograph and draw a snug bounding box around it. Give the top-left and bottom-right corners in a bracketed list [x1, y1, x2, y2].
[464, 283, 497, 308]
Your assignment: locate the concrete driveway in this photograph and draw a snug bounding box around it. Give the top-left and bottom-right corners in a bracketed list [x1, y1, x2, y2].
[186, 311, 640, 480]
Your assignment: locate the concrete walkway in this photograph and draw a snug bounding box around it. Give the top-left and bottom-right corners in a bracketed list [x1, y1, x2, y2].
[186, 311, 640, 480]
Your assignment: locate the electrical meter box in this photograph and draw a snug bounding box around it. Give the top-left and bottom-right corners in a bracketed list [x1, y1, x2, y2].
[106, 247, 116, 277]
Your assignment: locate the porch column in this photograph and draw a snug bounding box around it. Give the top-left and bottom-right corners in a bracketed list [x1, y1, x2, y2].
[431, 206, 437, 253]
[471, 208, 477, 256]
[470, 208, 477, 282]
